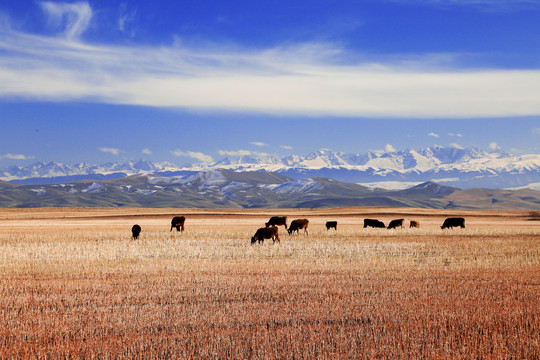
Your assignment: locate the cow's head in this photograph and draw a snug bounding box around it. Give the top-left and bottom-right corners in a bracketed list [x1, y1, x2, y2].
[251, 236, 257, 244]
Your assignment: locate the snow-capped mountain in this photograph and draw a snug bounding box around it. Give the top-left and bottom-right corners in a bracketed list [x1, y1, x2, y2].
[1, 146, 539, 189]
[196, 146, 539, 189]
[0, 160, 181, 184]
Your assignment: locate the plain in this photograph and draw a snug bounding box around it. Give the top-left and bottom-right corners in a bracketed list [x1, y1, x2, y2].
[0, 207, 538, 358]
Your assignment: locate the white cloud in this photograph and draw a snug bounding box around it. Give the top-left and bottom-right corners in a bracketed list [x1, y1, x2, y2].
[0, 153, 35, 160]
[385, 144, 396, 152]
[218, 149, 252, 156]
[172, 150, 213, 163]
[280, 145, 293, 150]
[428, 132, 439, 138]
[251, 142, 267, 147]
[450, 143, 464, 149]
[39, 1, 92, 40]
[142, 148, 152, 155]
[99, 147, 121, 155]
[489, 142, 501, 150]
[1, 3, 540, 118]
[118, 3, 136, 34]
[448, 132, 463, 137]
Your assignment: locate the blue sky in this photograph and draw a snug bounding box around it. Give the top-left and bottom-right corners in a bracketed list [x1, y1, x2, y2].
[1, 0, 539, 167]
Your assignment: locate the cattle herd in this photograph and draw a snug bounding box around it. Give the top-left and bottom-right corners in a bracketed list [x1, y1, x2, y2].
[131, 215, 466, 242]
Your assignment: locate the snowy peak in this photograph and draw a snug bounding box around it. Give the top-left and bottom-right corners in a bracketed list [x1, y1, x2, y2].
[1, 146, 539, 189]
[301, 149, 349, 167]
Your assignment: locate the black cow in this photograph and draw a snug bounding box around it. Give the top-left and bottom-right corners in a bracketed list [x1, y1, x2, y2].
[251, 226, 280, 244]
[326, 221, 338, 231]
[387, 219, 404, 229]
[363, 218, 385, 228]
[131, 224, 141, 240]
[265, 216, 288, 229]
[441, 217, 465, 229]
[170, 216, 186, 232]
[288, 219, 309, 235]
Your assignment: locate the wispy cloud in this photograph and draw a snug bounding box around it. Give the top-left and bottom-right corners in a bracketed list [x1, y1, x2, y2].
[450, 143, 464, 149]
[142, 148, 152, 155]
[218, 149, 272, 157]
[38, 1, 92, 40]
[448, 133, 463, 137]
[280, 145, 293, 150]
[489, 142, 501, 150]
[0, 153, 35, 160]
[1, 2, 540, 118]
[385, 144, 396, 152]
[250, 142, 267, 147]
[99, 147, 122, 155]
[172, 150, 213, 162]
[428, 132, 439, 138]
[118, 3, 136, 35]
[218, 150, 252, 156]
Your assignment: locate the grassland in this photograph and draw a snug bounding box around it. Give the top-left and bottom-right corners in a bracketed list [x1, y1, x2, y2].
[0, 207, 538, 358]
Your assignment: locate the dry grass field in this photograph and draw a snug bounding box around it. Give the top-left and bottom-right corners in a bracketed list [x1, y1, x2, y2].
[0, 207, 538, 358]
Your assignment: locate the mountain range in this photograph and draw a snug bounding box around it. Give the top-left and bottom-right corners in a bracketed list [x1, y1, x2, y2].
[1, 169, 539, 209]
[2, 146, 539, 190]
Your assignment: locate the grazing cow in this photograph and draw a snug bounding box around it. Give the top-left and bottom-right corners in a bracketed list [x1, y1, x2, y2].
[363, 218, 386, 228]
[251, 226, 280, 244]
[131, 224, 141, 240]
[441, 217, 465, 229]
[326, 221, 338, 231]
[265, 216, 288, 229]
[409, 220, 420, 228]
[170, 216, 186, 232]
[288, 219, 309, 235]
[387, 219, 404, 229]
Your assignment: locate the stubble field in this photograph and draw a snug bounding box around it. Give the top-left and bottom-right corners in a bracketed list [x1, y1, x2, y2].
[0, 207, 538, 358]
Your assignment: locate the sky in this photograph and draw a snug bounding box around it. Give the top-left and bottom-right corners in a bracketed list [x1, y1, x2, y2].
[1, 0, 539, 167]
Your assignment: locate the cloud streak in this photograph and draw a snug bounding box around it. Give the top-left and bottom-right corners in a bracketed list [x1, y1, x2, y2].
[99, 147, 122, 155]
[172, 150, 213, 163]
[39, 1, 92, 40]
[1, 3, 539, 119]
[0, 153, 35, 160]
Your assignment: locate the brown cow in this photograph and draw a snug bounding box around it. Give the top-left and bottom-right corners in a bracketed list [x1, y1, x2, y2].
[288, 219, 309, 235]
[251, 226, 280, 244]
[170, 216, 185, 232]
[409, 220, 420, 228]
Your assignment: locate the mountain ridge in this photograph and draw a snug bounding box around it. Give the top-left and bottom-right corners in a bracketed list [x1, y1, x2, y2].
[1, 146, 539, 190]
[0, 169, 539, 209]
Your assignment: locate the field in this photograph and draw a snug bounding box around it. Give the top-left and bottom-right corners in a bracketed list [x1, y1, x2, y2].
[0, 207, 538, 358]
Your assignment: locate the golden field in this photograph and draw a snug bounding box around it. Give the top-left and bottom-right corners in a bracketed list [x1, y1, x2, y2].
[0, 207, 538, 358]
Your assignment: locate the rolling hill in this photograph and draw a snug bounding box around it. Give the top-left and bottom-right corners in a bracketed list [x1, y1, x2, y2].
[1, 169, 539, 209]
